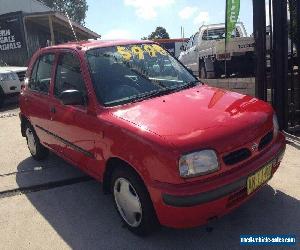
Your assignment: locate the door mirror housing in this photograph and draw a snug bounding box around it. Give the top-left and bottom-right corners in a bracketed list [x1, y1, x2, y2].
[59, 90, 85, 106]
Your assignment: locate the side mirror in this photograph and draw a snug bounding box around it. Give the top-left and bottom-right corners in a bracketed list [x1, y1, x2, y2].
[59, 89, 85, 106]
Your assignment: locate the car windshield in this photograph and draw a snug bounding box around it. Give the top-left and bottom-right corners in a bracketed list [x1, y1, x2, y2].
[86, 43, 198, 106]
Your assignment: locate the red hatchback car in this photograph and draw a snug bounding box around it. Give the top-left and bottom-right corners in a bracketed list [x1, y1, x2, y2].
[19, 40, 286, 235]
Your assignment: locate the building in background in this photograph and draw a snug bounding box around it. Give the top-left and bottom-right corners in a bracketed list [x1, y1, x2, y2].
[0, 0, 100, 66]
[154, 38, 188, 58]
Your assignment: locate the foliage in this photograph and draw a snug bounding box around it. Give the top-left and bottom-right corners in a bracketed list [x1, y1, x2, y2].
[39, 0, 88, 25]
[147, 27, 170, 40]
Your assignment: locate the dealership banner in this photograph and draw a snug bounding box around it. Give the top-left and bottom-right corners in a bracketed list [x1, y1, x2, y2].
[225, 0, 240, 43]
[0, 17, 23, 51]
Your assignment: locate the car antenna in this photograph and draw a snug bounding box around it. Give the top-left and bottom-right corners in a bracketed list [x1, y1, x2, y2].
[65, 11, 78, 42]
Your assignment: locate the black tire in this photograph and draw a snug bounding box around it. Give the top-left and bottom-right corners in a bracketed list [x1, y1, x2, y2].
[111, 167, 160, 236]
[25, 122, 49, 160]
[199, 62, 207, 79]
[0, 87, 5, 108]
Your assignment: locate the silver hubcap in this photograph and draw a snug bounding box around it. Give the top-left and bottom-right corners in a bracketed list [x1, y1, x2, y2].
[26, 127, 36, 156]
[114, 178, 142, 227]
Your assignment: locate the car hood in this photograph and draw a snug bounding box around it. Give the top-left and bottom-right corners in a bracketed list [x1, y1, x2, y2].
[112, 85, 273, 153]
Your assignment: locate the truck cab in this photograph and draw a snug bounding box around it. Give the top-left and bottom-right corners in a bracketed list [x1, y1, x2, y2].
[179, 22, 255, 79]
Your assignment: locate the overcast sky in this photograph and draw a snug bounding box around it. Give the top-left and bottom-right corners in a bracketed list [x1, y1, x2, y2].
[85, 0, 254, 39]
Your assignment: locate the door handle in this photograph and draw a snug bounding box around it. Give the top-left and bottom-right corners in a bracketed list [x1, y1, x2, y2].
[50, 106, 56, 114]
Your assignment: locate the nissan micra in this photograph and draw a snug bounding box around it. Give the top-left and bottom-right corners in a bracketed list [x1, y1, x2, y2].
[19, 40, 286, 236]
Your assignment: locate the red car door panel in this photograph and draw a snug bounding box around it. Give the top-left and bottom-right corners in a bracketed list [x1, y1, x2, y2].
[25, 53, 56, 146]
[48, 51, 102, 176]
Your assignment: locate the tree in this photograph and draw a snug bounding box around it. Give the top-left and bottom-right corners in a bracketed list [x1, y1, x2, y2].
[39, 0, 88, 25]
[147, 27, 170, 40]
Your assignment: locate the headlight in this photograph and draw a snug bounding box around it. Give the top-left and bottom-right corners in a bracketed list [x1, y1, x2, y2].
[0, 73, 18, 81]
[179, 150, 219, 178]
[273, 114, 279, 139]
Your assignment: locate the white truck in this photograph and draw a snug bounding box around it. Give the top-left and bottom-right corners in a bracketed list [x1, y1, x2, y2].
[178, 22, 255, 79]
[0, 60, 27, 107]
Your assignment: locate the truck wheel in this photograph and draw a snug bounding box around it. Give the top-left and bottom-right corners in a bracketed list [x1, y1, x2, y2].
[111, 167, 159, 236]
[0, 87, 5, 108]
[199, 63, 207, 79]
[25, 123, 49, 160]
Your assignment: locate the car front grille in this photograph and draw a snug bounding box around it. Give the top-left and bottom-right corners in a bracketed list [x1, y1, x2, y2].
[16, 71, 26, 82]
[258, 131, 273, 151]
[223, 148, 251, 166]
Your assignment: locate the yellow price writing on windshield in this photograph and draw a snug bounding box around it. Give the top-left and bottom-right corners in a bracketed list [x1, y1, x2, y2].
[152, 44, 167, 56]
[143, 45, 157, 57]
[131, 46, 144, 60]
[116, 46, 132, 61]
[116, 44, 167, 61]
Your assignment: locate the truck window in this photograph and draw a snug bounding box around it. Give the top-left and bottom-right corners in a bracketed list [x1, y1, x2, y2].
[29, 54, 55, 94]
[54, 53, 87, 99]
[202, 28, 241, 40]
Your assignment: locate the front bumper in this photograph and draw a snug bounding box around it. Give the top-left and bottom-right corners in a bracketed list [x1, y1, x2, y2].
[148, 132, 286, 228]
[1, 79, 21, 95]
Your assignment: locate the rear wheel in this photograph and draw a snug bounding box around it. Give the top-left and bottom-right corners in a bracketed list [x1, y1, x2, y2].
[25, 123, 49, 160]
[111, 167, 159, 236]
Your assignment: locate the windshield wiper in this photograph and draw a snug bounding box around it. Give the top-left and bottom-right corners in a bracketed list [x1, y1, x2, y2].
[105, 80, 200, 106]
[131, 81, 199, 103]
[131, 89, 167, 103]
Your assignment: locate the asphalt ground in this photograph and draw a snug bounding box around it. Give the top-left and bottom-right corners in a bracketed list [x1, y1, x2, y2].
[0, 97, 299, 250]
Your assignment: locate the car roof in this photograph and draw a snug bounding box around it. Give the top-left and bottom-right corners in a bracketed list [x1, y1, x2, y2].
[41, 39, 155, 52]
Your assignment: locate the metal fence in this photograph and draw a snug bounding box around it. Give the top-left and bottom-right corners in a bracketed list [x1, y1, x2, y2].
[254, 0, 300, 135]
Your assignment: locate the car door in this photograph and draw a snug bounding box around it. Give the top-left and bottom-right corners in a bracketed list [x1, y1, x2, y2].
[179, 36, 192, 65]
[25, 53, 56, 146]
[189, 32, 200, 73]
[49, 51, 100, 175]
[183, 36, 195, 70]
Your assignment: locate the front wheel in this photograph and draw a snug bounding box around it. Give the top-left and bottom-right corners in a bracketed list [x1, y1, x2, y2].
[25, 123, 49, 160]
[111, 168, 159, 236]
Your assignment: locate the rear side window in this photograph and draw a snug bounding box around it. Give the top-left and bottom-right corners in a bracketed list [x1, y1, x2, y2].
[54, 53, 86, 98]
[29, 54, 55, 94]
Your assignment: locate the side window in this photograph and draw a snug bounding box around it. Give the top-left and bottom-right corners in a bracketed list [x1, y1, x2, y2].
[29, 54, 55, 94]
[54, 53, 87, 99]
[202, 29, 209, 40]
